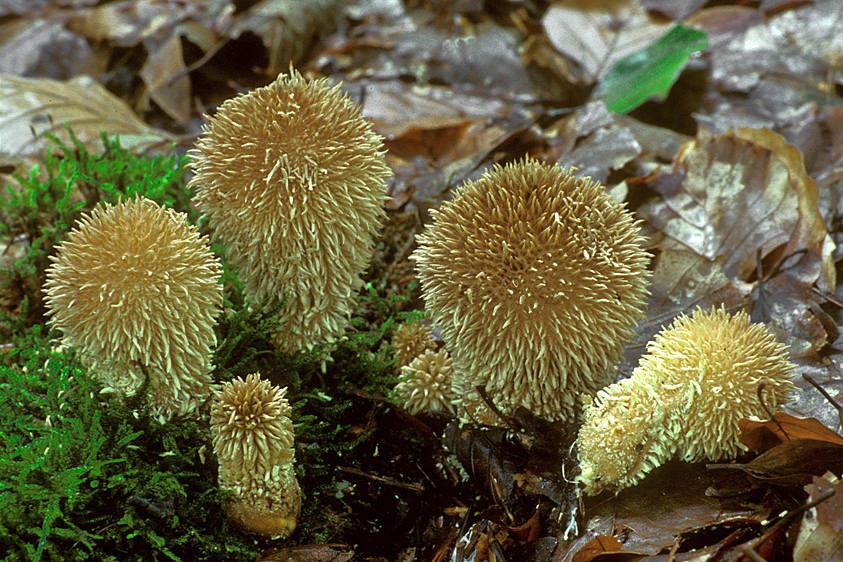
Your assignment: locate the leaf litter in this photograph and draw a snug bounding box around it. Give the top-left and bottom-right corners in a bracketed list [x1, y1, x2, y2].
[1, 0, 843, 560]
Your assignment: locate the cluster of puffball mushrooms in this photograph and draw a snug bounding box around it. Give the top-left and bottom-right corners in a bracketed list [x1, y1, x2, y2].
[41, 69, 796, 537]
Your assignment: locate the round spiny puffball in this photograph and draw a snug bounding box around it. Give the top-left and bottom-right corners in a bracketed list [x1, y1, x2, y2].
[189, 69, 391, 353]
[413, 158, 650, 423]
[211, 373, 301, 537]
[391, 321, 436, 370]
[43, 197, 222, 418]
[577, 307, 795, 495]
[394, 349, 456, 415]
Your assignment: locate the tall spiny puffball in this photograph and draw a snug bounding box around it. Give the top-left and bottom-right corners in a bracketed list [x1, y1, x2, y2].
[43, 197, 223, 418]
[211, 373, 301, 537]
[189, 69, 391, 353]
[577, 307, 795, 495]
[393, 348, 456, 415]
[412, 158, 651, 422]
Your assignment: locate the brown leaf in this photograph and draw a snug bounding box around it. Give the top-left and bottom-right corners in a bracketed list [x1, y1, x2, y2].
[727, 439, 843, 487]
[571, 535, 622, 562]
[0, 17, 105, 78]
[228, 0, 342, 76]
[740, 412, 843, 452]
[139, 32, 191, 124]
[0, 73, 171, 157]
[66, 0, 194, 47]
[258, 544, 354, 561]
[643, 127, 833, 290]
[542, 0, 669, 84]
[572, 462, 780, 556]
[793, 473, 843, 561]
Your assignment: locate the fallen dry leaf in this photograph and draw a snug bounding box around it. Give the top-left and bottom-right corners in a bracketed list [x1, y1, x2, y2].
[139, 31, 191, 124]
[793, 473, 843, 562]
[567, 462, 782, 557]
[643, 127, 833, 289]
[723, 439, 843, 487]
[740, 412, 843, 452]
[258, 544, 354, 561]
[228, 0, 342, 76]
[542, 0, 669, 85]
[570, 535, 622, 562]
[0, 73, 170, 156]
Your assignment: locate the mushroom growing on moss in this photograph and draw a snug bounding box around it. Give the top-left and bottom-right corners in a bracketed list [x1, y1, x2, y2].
[211, 373, 301, 537]
[189, 69, 391, 353]
[393, 348, 456, 415]
[577, 307, 795, 495]
[412, 158, 651, 423]
[43, 197, 223, 418]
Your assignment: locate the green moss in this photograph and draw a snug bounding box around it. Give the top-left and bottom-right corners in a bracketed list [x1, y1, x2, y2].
[0, 127, 429, 558]
[0, 331, 257, 561]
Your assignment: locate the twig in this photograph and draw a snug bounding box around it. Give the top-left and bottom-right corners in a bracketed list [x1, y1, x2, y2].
[811, 286, 843, 309]
[802, 373, 843, 418]
[756, 381, 790, 440]
[338, 466, 425, 493]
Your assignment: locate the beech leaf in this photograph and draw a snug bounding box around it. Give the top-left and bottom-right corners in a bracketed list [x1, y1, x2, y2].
[0, 73, 170, 157]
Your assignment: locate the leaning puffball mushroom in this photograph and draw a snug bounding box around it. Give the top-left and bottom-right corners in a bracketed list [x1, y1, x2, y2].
[43, 197, 223, 418]
[211, 373, 301, 537]
[577, 307, 795, 495]
[412, 158, 651, 423]
[393, 348, 456, 415]
[189, 68, 391, 353]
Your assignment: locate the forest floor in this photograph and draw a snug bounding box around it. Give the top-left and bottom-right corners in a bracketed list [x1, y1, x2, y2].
[1, 1, 843, 561]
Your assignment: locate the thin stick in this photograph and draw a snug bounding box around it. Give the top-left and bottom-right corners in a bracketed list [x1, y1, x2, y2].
[803, 373, 843, 429]
[756, 381, 790, 440]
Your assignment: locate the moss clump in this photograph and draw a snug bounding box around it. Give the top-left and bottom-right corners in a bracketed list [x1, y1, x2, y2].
[0, 332, 257, 561]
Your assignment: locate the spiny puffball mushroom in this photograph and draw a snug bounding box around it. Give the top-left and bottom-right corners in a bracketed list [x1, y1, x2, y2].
[577, 306, 795, 495]
[189, 68, 391, 354]
[393, 349, 456, 415]
[391, 321, 436, 370]
[412, 158, 650, 423]
[211, 373, 301, 537]
[43, 197, 223, 418]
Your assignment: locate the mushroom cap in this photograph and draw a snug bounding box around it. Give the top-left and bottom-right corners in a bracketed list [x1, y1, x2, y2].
[211, 373, 295, 483]
[43, 197, 222, 417]
[393, 349, 456, 415]
[211, 373, 301, 537]
[577, 306, 795, 494]
[412, 158, 650, 422]
[189, 69, 391, 353]
[391, 321, 436, 370]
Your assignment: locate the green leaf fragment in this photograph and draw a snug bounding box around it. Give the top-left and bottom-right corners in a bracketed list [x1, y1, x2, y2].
[596, 24, 708, 114]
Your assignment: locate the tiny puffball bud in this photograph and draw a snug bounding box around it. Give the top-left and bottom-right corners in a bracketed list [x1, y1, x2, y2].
[391, 321, 436, 370]
[393, 349, 456, 415]
[211, 373, 301, 537]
